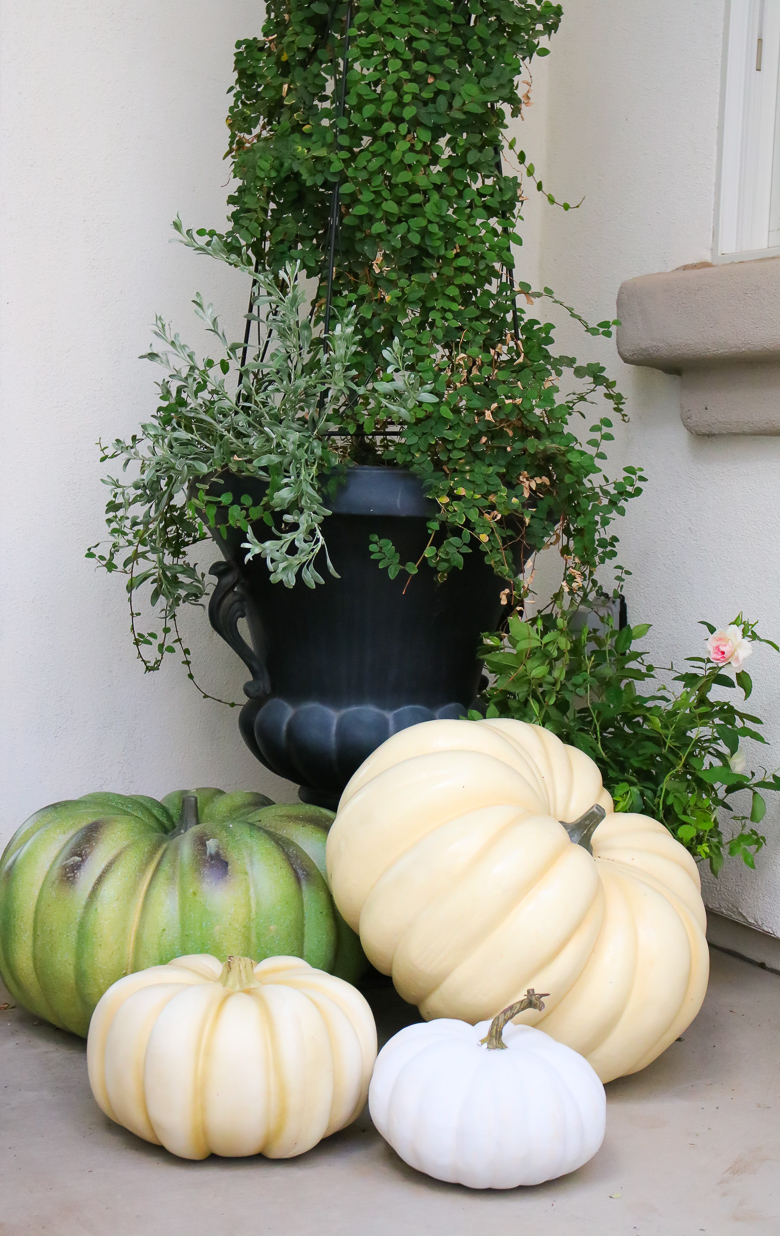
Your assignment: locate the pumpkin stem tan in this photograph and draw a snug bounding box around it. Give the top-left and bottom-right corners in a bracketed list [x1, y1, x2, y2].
[218, 956, 260, 991]
[480, 989, 549, 1050]
[178, 794, 200, 833]
[562, 804, 606, 853]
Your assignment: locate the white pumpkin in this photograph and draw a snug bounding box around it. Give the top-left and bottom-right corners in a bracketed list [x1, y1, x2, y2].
[87, 953, 377, 1160]
[369, 990, 606, 1189]
[327, 718, 709, 1083]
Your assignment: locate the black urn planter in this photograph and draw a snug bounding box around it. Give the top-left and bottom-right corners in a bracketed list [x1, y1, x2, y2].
[208, 466, 525, 809]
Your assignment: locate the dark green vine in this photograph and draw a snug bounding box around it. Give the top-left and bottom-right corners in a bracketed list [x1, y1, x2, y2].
[225, 0, 644, 600]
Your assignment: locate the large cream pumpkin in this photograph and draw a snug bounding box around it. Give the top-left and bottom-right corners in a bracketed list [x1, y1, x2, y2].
[326, 719, 709, 1083]
[87, 954, 377, 1159]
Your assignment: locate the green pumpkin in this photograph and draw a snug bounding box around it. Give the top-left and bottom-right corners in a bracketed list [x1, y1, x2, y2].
[0, 789, 365, 1036]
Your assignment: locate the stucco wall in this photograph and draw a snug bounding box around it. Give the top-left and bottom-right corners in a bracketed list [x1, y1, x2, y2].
[0, 1, 296, 833]
[530, 0, 780, 936]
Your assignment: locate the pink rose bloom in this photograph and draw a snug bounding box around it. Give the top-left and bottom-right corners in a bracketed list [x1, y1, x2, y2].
[706, 625, 752, 669]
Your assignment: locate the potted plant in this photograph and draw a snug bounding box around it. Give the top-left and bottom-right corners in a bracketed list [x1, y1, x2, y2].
[90, 0, 643, 806]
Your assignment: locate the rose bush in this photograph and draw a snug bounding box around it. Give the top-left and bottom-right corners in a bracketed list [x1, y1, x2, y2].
[478, 611, 780, 873]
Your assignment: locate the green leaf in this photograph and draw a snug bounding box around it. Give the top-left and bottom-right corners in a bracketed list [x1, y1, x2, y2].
[750, 792, 766, 824]
[698, 766, 748, 787]
[712, 674, 736, 689]
[715, 726, 740, 755]
[614, 625, 632, 653]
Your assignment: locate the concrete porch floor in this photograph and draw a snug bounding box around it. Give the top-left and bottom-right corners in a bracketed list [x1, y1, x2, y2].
[1, 948, 778, 1236]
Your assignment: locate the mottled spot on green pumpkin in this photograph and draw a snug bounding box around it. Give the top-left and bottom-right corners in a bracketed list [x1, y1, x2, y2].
[57, 819, 107, 885]
[194, 832, 230, 882]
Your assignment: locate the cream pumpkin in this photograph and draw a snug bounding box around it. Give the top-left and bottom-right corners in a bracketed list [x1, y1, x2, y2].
[326, 718, 709, 1083]
[87, 954, 377, 1159]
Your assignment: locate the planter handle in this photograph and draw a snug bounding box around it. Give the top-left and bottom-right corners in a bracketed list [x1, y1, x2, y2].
[208, 561, 270, 701]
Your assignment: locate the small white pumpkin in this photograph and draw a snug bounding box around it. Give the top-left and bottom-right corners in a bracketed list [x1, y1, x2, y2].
[369, 991, 606, 1189]
[87, 953, 377, 1160]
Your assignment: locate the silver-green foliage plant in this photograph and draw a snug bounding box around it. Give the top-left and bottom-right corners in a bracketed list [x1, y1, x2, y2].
[88, 222, 427, 689]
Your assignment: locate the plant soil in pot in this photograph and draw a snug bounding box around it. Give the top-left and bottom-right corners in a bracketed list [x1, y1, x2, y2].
[209, 467, 527, 807]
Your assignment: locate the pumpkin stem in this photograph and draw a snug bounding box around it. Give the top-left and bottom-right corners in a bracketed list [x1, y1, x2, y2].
[562, 804, 605, 853]
[218, 956, 260, 991]
[480, 989, 549, 1050]
[178, 794, 200, 833]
